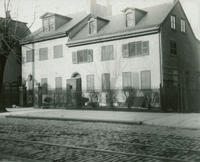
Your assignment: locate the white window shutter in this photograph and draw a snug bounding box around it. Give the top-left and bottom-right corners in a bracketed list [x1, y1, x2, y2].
[72, 51, 77, 64]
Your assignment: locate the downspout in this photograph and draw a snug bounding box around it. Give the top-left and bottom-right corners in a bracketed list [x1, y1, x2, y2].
[158, 26, 164, 109]
[32, 43, 35, 106]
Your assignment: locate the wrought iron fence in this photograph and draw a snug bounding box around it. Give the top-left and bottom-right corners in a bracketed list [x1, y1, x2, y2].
[33, 88, 161, 110]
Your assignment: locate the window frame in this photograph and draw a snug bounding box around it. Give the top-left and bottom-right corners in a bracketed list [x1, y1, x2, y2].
[102, 73, 110, 91]
[101, 45, 114, 61]
[87, 74, 95, 91]
[170, 40, 177, 56]
[126, 12, 135, 27]
[181, 18, 186, 33]
[141, 70, 151, 90]
[89, 19, 96, 35]
[41, 78, 48, 94]
[170, 15, 176, 30]
[53, 45, 63, 59]
[39, 47, 48, 61]
[26, 50, 34, 62]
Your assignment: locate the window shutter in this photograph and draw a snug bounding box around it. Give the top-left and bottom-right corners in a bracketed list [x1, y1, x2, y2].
[54, 45, 63, 58]
[122, 44, 129, 58]
[129, 42, 136, 56]
[87, 75, 94, 90]
[136, 42, 142, 56]
[88, 49, 93, 62]
[72, 51, 77, 64]
[142, 41, 149, 55]
[132, 72, 139, 89]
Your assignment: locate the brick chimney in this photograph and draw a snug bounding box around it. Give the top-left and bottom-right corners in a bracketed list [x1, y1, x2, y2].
[6, 10, 11, 19]
[87, 0, 112, 17]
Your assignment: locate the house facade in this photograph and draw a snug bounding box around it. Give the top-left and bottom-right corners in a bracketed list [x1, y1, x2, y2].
[21, 0, 200, 111]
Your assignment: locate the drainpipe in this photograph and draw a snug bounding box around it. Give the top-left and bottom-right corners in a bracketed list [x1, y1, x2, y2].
[159, 27, 163, 110]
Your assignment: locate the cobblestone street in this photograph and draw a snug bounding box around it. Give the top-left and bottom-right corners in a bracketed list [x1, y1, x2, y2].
[0, 117, 200, 162]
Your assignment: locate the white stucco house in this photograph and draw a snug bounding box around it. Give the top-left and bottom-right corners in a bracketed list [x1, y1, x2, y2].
[21, 0, 200, 111]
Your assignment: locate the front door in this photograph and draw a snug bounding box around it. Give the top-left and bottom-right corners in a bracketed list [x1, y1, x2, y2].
[66, 78, 82, 106]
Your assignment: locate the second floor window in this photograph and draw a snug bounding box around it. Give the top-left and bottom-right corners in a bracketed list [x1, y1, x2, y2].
[53, 45, 63, 58]
[39, 48, 48, 61]
[170, 40, 177, 56]
[181, 19, 186, 33]
[26, 50, 34, 62]
[101, 45, 114, 61]
[126, 12, 135, 27]
[122, 41, 149, 58]
[171, 15, 176, 30]
[72, 49, 93, 64]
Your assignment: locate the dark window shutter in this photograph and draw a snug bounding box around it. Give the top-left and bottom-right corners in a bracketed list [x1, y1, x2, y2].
[142, 41, 149, 55]
[129, 42, 136, 56]
[136, 42, 142, 56]
[72, 51, 77, 64]
[102, 73, 110, 90]
[122, 44, 129, 58]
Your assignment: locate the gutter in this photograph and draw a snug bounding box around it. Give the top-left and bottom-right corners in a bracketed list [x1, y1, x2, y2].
[20, 32, 66, 45]
[66, 26, 159, 47]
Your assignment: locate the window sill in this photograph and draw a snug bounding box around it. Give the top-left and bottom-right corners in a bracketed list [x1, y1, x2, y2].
[124, 54, 149, 59]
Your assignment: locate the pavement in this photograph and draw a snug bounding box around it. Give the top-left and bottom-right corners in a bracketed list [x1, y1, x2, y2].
[2, 107, 200, 130]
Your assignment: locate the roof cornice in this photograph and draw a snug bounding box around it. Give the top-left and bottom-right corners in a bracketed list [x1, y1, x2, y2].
[67, 26, 160, 47]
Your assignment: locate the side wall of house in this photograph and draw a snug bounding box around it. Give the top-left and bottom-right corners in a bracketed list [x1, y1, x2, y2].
[161, 2, 200, 111]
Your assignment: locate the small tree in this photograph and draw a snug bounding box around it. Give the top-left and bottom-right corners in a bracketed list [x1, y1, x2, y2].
[0, 0, 31, 112]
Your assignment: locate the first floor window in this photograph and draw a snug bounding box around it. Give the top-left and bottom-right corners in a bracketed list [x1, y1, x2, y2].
[141, 71, 151, 89]
[41, 78, 48, 94]
[170, 40, 177, 56]
[102, 73, 110, 90]
[55, 77, 62, 91]
[122, 72, 132, 89]
[122, 72, 139, 89]
[26, 50, 34, 62]
[87, 75, 94, 91]
[39, 48, 48, 61]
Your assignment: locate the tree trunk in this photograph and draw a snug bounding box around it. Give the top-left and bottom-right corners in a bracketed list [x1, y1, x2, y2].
[0, 55, 7, 112]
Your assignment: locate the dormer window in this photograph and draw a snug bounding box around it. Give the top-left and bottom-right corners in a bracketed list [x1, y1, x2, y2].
[126, 12, 135, 27]
[89, 18, 97, 34]
[43, 16, 55, 32]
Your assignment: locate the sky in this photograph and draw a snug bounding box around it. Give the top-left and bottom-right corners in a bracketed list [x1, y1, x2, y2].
[0, 0, 200, 39]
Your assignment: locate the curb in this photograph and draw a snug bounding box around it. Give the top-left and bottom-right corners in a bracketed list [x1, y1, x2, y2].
[6, 115, 143, 125]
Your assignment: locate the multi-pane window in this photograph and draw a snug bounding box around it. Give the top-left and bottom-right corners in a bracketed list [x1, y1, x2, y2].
[122, 72, 132, 89]
[171, 15, 176, 29]
[41, 78, 48, 94]
[87, 75, 94, 91]
[26, 50, 34, 62]
[53, 45, 63, 58]
[141, 71, 151, 89]
[43, 16, 55, 32]
[102, 73, 110, 90]
[39, 48, 48, 61]
[101, 45, 114, 61]
[55, 77, 62, 91]
[181, 19, 186, 32]
[72, 49, 93, 64]
[126, 12, 135, 27]
[89, 20, 96, 34]
[170, 40, 177, 56]
[122, 72, 139, 89]
[122, 41, 149, 58]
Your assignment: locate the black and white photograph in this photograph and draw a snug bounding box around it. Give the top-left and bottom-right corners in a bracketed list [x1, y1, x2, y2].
[0, 0, 200, 161]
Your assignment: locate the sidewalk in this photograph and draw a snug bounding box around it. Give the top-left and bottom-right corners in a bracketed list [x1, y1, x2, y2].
[3, 107, 200, 130]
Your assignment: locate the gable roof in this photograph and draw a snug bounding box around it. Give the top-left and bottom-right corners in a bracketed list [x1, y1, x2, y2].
[21, 11, 89, 45]
[67, 2, 175, 46]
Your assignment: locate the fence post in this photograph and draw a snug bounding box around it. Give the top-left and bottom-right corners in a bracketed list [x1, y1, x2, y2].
[19, 86, 26, 107]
